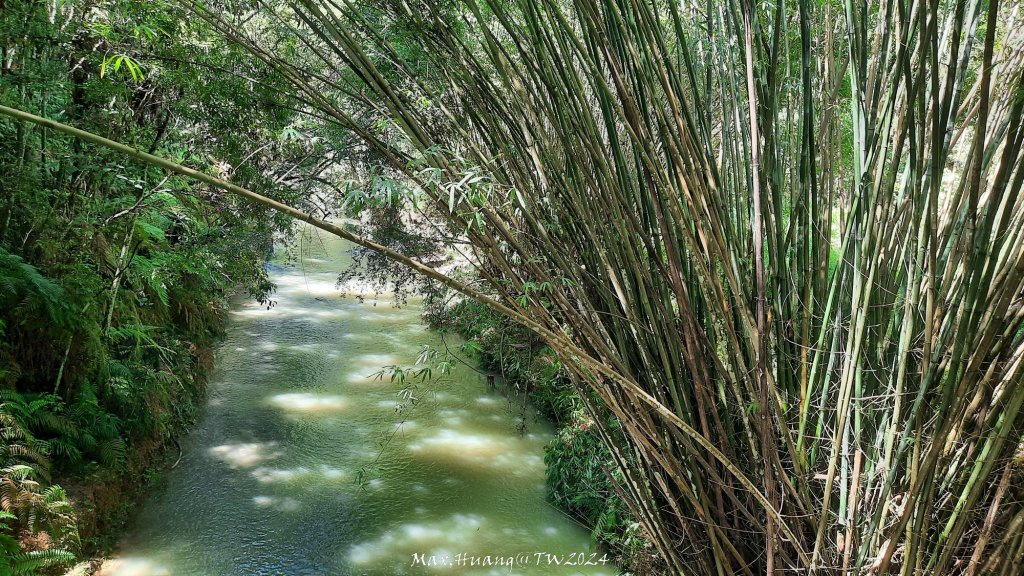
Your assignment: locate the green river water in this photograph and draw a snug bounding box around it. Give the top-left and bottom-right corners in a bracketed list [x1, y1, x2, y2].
[98, 227, 618, 576]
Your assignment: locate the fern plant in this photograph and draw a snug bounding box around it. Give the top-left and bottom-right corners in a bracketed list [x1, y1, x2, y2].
[0, 511, 73, 576]
[0, 250, 75, 331]
[0, 397, 79, 549]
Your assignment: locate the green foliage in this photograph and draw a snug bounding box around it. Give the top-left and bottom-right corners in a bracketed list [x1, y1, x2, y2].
[0, 250, 76, 332]
[0, 511, 74, 576]
[0, 401, 77, 575]
[544, 412, 619, 526]
[0, 0, 310, 562]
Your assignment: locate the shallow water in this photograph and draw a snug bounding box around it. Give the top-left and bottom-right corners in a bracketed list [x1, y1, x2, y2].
[100, 227, 617, 576]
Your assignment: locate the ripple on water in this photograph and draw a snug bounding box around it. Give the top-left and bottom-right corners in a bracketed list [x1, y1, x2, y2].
[99, 229, 617, 576]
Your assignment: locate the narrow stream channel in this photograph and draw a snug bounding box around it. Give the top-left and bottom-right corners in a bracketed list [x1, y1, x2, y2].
[99, 227, 618, 576]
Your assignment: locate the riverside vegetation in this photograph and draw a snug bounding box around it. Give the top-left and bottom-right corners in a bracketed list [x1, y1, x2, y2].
[0, 1, 298, 572]
[2, 0, 1024, 575]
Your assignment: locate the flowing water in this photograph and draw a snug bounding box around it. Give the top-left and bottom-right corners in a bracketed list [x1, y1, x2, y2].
[99, 227, 618, 576]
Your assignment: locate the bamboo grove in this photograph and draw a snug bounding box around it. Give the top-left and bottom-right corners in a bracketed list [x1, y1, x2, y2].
[3, 0, 1024, 573]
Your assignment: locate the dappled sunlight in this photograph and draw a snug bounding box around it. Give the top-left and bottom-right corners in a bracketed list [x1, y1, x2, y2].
[251, 466, 311, 484]
[343, 353, 403, 385]
[348, 513, 487, 567]
[346, 328, 423, 348]
[348, 309, 421, 326]
[283, 306, 350, 321]
[242, 360, 278, 377]
[208, 441, 282, 469]
[272, 273, 345, 297]
[354, 446, 387, 459]
[345, 371, 386, 385]
[97, 558, 171, 576]
[267, 392, 349, 413]
[283, 342, 328, 354]
[229, 306, 273, 319]
[436, 408, 470, 426]
[392, 420, 418, 434]
[319, 465, 348, 481]
[340, 331, 424, 347]
[405, 426, 552, 475]
[249, 465, 350, 484]
[229, 297, 351, 320]
[375, 399, 402, 410]
[351, 353, 400, 368]
[230, 307, 286, 319]
[252, 494, 302, 512]
[104, 228, 615, 574]
[407, 429, 544, 475]
[344, 352, 425, 386]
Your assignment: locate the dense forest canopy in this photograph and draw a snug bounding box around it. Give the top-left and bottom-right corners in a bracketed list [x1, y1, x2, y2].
[2, 0, 1024, 575]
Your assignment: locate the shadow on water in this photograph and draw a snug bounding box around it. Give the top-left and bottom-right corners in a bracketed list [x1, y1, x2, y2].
[99, 225, 618, 576]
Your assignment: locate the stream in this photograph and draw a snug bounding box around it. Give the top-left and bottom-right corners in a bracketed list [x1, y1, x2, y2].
[98, 226, 618, 576]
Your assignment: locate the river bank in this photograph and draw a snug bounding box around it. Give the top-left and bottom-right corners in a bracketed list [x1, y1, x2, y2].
[56, 335, 221, 574]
